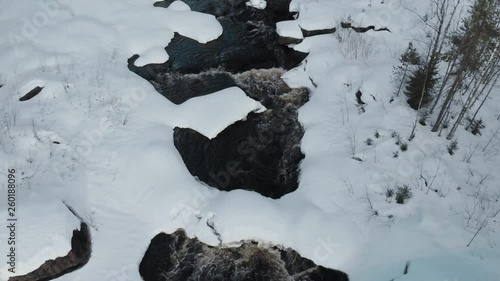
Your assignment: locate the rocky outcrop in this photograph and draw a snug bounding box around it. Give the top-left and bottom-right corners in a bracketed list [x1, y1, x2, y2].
[150, 70, 236, 104]
[9, 223, 91, 281]
[279, 35, 304, 45]
[139, 229, 350, 281]
[127, 1, 312, 199]
[300, 27, 337, 37]
[173, 69, 308, 199]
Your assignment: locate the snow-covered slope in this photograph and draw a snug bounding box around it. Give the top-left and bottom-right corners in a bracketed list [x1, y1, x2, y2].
[1, 0, 499, 281]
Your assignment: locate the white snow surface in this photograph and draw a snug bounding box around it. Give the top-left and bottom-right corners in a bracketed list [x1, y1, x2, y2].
[0, 0, 499, 281]
[247, 0, 267, 9]
[174, 87, 266, 139]
[167, 0, 191, 12]
[276, 20, 304, 40]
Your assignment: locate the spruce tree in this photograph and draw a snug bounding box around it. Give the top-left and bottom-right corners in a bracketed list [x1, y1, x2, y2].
[392, 42, 421, 97]
[404, 60, 439, 110]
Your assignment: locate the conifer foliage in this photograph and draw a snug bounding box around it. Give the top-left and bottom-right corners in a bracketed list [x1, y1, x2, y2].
[392, 42, 422, 98]
[404, 60, 439, 110]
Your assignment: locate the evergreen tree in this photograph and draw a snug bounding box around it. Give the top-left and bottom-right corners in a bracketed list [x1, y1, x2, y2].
[432, 0, 500, 134]
[404, 59, 439, 110]
[392, 42, 421, 97]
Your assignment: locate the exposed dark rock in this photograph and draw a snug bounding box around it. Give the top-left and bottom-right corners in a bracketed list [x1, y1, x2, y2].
[374, 27, 391, 32]
[355, 90, 365, 105]
[340, 22, 391, 33]
[278, 36, 304, 45]
[140, 229, 350, 281]
[9, 223, 91, 281]
[340, 22, 351, 29]
[148, 68, 308, 106]
[301, 27, 336, 37]
[173, 69, 308, 199]
[265, 0, 294, 16]
[351, 25, 376, 33]
[19, 86, 44, 101]
[278, 26, 337, 46]
[150, 70, 236, 104]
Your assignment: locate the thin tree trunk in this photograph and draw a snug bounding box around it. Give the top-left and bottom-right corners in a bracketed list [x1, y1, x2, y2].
[431, 57, 457, 114]
[468, 72, 500, 127]
[468, 56, 500, 110]
[430, 0, 462, 113]
[432, 69, 463, 132]
[396, 66, 409, 97]
[447, 42, 499, 138]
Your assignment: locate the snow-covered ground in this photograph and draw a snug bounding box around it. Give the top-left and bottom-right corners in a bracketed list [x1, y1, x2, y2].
[1, 0, 499, 281]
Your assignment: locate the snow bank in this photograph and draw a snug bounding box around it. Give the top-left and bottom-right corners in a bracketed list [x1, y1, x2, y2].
[174, 87, 266, 139]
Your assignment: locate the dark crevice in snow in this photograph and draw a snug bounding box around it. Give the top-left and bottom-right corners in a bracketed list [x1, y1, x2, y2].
[356, 90, 366, 105]
[340, 22, 391, 33]
[278, 21, 389, 46]
[19, 86, 44, 102]
[139, 229, 350, 281]
[206, 217, 223, 245]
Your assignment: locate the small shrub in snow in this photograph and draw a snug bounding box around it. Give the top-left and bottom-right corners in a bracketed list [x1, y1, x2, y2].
[385, 188, 394, 202]
[395, 185, 412, 204]
[365, 138, 373, 145]
[400, 142, 408, 151]
[467, 118, 485, 136]
[374, 130, 380, 138]
[392, 131, 402, 145]
[335, 27, 376, 60]
[393, 151, 399, 158]
[419, 110, 429, 126]
[448, 140, 459, 155]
